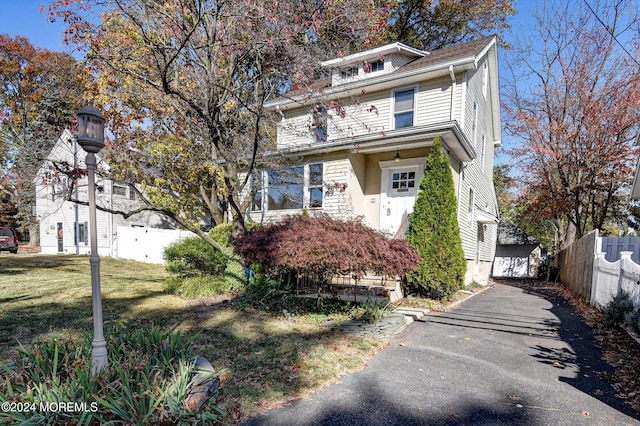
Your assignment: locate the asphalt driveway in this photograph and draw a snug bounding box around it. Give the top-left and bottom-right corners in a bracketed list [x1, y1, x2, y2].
[243, 282, 640, 425]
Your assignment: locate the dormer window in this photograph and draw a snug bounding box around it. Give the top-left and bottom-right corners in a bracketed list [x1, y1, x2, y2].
[367, 59, 384, 73]
[340, 67, 358, 79]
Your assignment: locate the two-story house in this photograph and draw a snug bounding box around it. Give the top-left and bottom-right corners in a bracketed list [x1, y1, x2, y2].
[250, 36, 501, 285]
[34, 129, 175, 257]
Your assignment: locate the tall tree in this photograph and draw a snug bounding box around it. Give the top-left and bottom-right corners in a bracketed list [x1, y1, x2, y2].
[46, 0, 389, 249]
[405, 136, 466, 300]
[387, 0, 516, 50]
[0, 34, 88, 240]
[503, 0, 640, 250]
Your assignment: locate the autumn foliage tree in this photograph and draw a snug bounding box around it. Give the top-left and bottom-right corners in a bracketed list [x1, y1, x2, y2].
[0, 34, 88, 240]
[503, 0, 640, 250]
[44, 0, 393, 251]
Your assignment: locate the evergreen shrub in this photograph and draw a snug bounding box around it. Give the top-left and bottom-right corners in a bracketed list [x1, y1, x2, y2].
[164, 236, 228, 277]
[405, 135, 467, 300]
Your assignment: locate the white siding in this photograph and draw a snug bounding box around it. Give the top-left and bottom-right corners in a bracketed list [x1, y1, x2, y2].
[457, 55, 498, 270]
[417, 77, 452, 125]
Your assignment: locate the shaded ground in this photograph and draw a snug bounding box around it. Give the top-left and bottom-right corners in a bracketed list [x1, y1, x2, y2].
[243, 281, 640, 425]
[497, 279, 640, 413]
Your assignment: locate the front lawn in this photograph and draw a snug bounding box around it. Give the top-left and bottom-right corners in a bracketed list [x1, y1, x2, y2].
[0, 254, 385, 423]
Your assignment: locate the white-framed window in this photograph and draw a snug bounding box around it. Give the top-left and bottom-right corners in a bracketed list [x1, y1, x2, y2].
[113, 184, 127, 197]
[312, 105, 328, 143]
[391, 170, 416, 193]
[308, 163, 323, 208]
[393, 88, 416, 129]
[340, 66, 358, 79]
[263, 163, 324, 211]
[75, 221, 88, 245]
[366, 59, 384, 73]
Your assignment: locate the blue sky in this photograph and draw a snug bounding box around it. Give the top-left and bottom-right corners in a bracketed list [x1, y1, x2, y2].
[0, 0, 74, 53]
[1, 0, 535, 165]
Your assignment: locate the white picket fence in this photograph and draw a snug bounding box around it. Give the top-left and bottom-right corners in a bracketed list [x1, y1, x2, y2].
[591, 251, 640, 308]
[559, 232, 640, 310]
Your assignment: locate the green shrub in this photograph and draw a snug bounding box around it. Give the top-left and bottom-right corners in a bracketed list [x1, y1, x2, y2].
[0, 321, 226, 425]
[209, 222, 257, 248]
[405, 136, 466, 300]
[602, 292, 635, 327]
[165, 237, 228, 277]
[349, 299, 393, 324]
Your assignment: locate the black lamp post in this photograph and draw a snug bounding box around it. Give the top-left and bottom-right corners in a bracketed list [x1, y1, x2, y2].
[76, 105, 108, 375]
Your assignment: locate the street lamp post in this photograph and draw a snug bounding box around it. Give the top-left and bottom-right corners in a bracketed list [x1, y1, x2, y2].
[76, 105, 107, 375]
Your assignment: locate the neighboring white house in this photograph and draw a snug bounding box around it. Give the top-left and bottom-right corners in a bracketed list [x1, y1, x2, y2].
[34, 129, 176, 258]
[253, 36, 501, 285]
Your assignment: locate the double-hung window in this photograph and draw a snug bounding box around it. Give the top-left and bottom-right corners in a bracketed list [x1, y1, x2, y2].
[267, 167, 304, 210]
[393, 88, 415, 129]
[308, 163, 323, 208]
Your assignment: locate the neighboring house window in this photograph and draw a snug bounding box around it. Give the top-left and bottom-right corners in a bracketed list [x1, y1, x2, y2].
[308, 163, 323, 208]
[267, 166, 304, 210]
[394, 88, 415, 129]
[129, 186, 136, 200]
[468, 188, 475, 225]
[113, 184, 127, 197]
[75, 221, 88, 245]
[312, 105, 328, 143]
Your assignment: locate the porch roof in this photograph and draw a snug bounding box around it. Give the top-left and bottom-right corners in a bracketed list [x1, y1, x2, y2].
[266, 120, 476, 162]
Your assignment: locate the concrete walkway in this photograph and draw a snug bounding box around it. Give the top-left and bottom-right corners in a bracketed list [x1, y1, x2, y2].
[243, 282, 640, 425]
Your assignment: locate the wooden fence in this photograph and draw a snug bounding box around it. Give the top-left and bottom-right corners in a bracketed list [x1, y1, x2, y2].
[556, 229, 599, 301]
[558, 231, 640, 309]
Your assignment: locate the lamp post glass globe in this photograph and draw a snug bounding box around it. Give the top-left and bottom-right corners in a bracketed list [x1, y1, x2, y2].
[77, 105, 108, 374]
[77, 105, 105, 154]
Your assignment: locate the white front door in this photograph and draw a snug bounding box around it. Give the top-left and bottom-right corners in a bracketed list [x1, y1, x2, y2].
[379, 159, 425, 237]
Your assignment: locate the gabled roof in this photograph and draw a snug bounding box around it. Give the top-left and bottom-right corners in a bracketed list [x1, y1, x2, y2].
[497, 222, 540, 246]
[320, 42, 427, 67]
[266, 36, 501, 146]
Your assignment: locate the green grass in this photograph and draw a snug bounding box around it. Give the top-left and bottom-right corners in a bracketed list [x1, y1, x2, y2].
[0, 254, 385, 423]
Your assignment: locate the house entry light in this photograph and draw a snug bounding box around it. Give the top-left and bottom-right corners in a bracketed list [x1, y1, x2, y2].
[76, 105, 107, 375]
[394, 149, 402, 163]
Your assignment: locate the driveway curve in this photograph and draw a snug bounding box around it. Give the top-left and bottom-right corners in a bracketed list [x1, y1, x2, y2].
[243, 282, 640, 425]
